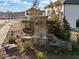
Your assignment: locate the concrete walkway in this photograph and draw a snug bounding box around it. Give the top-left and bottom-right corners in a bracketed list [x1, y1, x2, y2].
[0, 22, 12, 49]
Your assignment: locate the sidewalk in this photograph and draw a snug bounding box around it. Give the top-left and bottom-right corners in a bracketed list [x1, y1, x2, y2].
[0, 23, 11, 49]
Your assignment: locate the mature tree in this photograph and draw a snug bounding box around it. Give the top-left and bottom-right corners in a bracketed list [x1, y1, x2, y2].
[61, 17, 71, 40]
[47, 0, 71, 41]
[54, 0, 62, 14]
[48, 0, 63, 22]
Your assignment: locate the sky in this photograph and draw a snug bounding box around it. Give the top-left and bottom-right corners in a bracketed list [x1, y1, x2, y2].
[0, 0, 56, 12]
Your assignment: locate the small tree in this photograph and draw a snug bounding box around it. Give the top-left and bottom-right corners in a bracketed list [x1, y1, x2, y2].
[62, 18, 71, 40]
[63, 18, 70, 30]
[47, 18, 71, 41]
[47, 21, 63, 39]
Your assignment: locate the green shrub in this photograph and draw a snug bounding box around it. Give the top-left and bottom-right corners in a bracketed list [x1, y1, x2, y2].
[22, 42, 32, 52]
[37, 52, 47, 59]
[21, 39, 25, 42]
[47, 18, 71, 41]
[9, 36, 16, 44]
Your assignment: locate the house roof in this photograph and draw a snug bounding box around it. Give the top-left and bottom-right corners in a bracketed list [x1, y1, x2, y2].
[26, 7, 41, 12]
[64, 0, 79, 4]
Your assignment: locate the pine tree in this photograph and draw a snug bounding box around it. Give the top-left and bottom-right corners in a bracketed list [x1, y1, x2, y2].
[62, 17, 71, 40]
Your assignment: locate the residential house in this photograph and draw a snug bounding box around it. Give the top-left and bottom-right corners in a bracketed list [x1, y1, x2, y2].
[64, 0, 79, 28]
[45, 0, 79, 28]
[0, 11, 25, 19]
[59, 0, 79, 28]
[25, 7, 44, 16]
[12, 12, 25, 19]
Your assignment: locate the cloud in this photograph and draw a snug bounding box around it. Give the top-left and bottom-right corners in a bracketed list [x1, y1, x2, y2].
[0, 3, 9, 7]
[8, 1, 32, 12]
[22, 2, 32, 10]
[8, 0, 22, 3]
[39, 0, 50, 9]
[0, 0, 56, 12]
[0, 1, 9, 7]
[39, 0, 57, 9]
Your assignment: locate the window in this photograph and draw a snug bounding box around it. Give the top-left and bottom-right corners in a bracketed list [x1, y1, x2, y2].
[76, 19, 79, 27]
